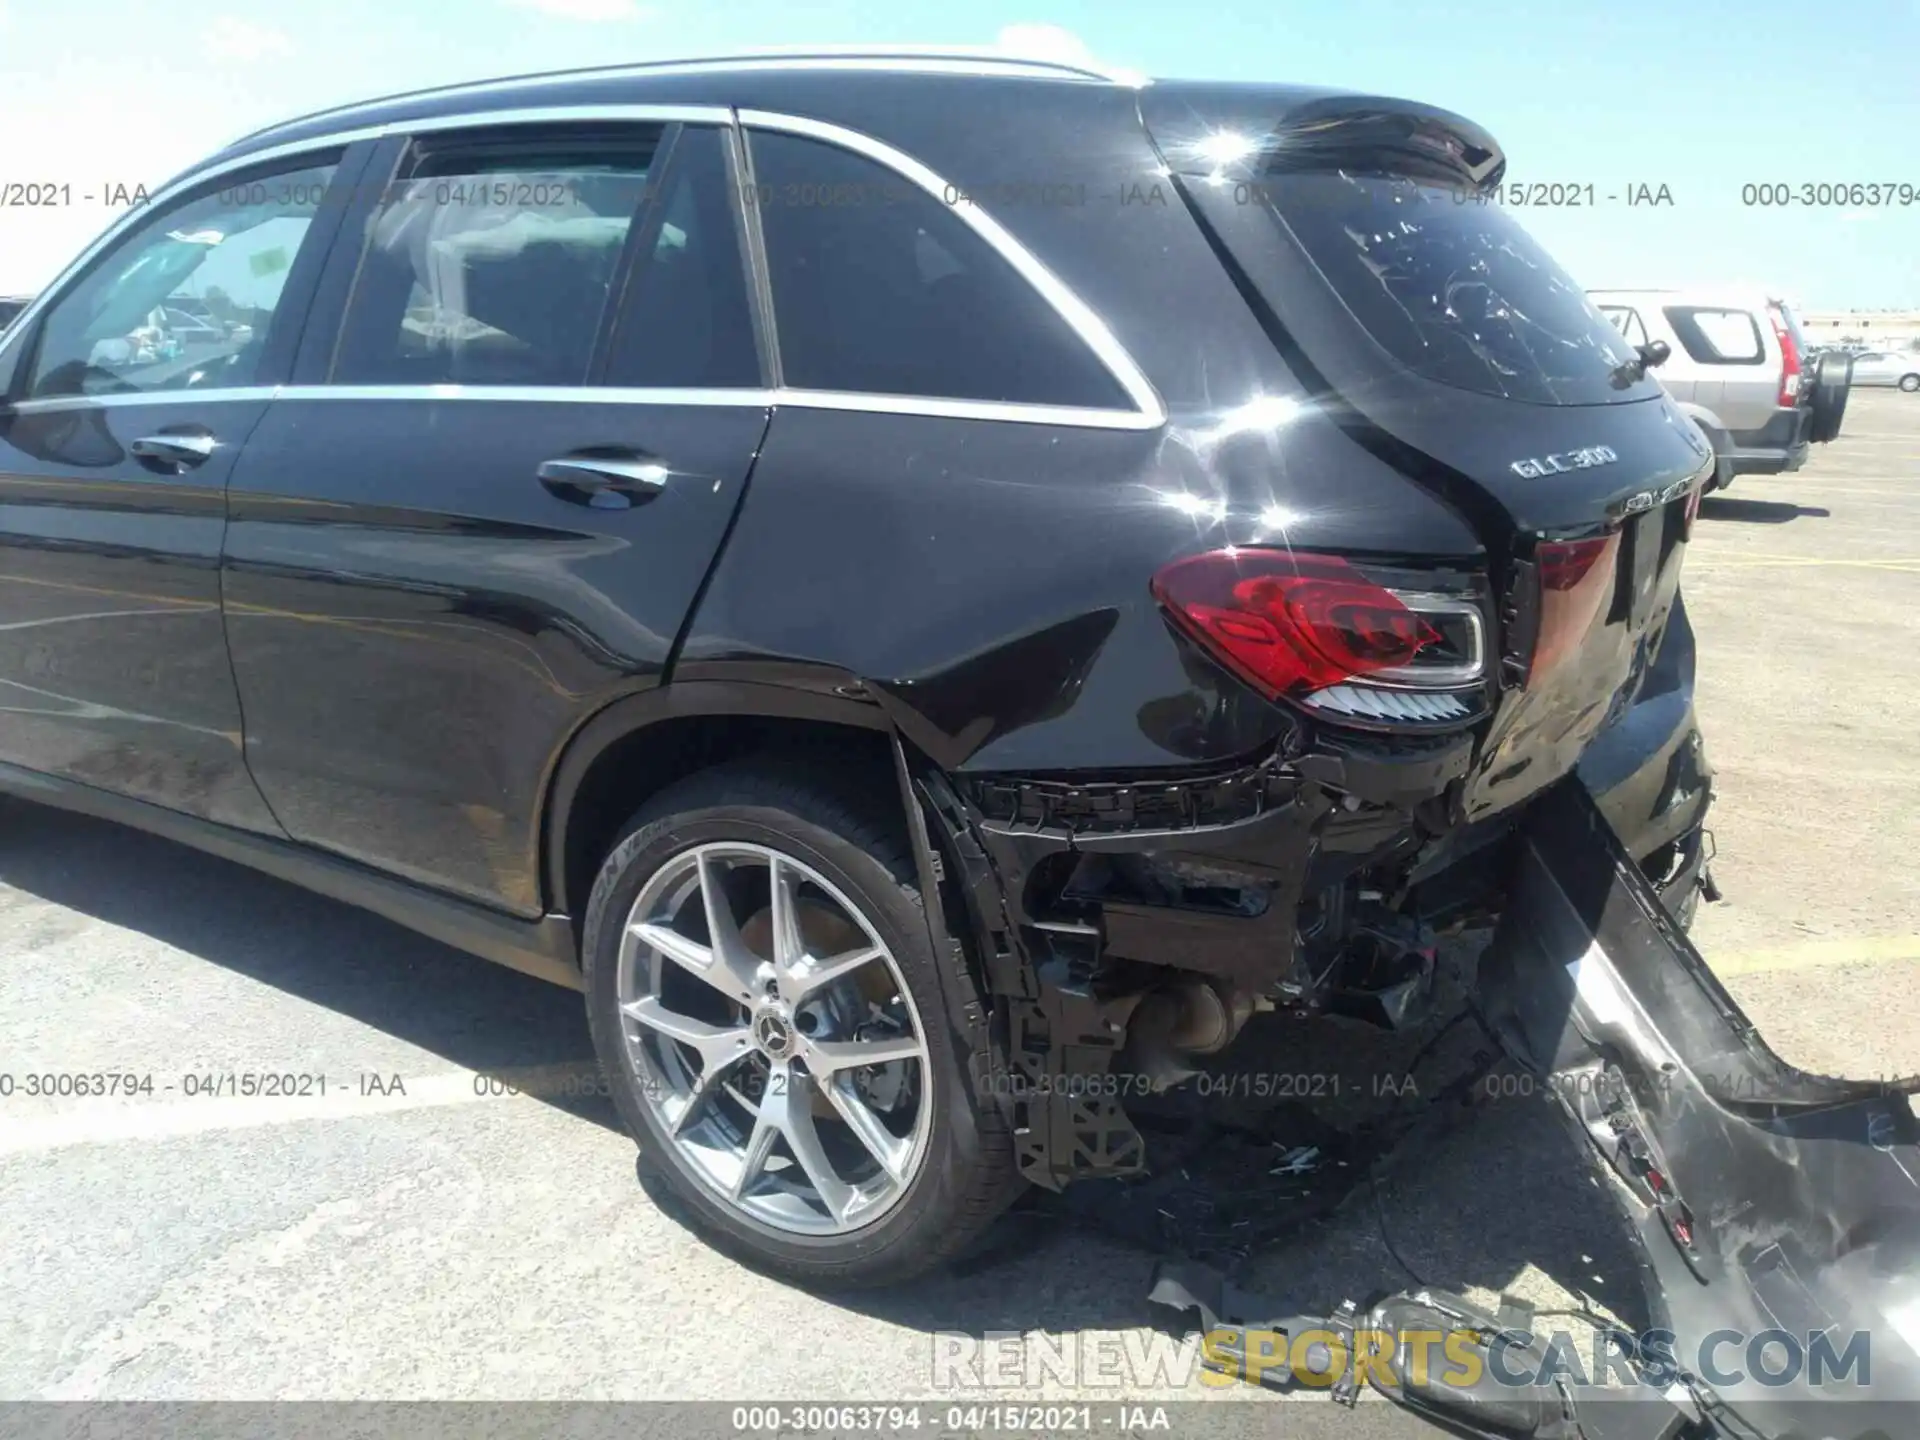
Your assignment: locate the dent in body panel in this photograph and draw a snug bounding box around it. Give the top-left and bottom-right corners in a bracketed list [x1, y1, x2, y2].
[679, 399, 1485, 1186]
[681, 399, 1482, 775]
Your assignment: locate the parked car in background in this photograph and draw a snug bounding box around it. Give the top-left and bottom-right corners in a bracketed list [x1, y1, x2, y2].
[1590, 287, 1851, 490]
[1846, 349, 1920, 391]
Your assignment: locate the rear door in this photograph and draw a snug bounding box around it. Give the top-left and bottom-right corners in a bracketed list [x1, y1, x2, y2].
[221, 116, 769, 913]
[0, 144, 361, 829]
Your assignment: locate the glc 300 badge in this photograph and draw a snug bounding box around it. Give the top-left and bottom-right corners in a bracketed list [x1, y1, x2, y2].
[1510, 445, 1620, 479]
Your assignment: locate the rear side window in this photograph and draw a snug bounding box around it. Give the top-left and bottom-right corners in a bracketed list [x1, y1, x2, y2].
[745, 130, 1129, 409]
[332, 130, 659, 386]
[1238, 173, 1647, 405]
[603, 127, 759, 389]
[1664, 307, 1765, 365]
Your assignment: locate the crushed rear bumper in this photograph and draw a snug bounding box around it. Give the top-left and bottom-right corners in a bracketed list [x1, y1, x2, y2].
[1149, 780, 1920, 1438]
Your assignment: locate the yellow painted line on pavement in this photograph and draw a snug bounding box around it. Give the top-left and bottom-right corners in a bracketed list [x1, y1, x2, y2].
[1710, 934, 1920, 979]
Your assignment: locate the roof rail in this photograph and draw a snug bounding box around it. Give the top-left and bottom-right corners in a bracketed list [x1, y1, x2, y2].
[706, 44, 1126, 82]
[228, 46, 1138, 150]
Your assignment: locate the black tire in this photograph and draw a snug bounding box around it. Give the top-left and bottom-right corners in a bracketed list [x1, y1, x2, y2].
[1900, 374, 1920, 394]
[1806, 351, 1852, 442]
[581, 759, 1021, 1288]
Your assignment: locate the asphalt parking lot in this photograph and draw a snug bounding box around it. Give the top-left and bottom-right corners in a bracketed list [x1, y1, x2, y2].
[2, 391, 1916, 1421]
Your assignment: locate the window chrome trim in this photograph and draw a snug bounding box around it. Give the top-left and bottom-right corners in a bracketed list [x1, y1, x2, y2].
[275, 384, 769, 408]
[11, 383, 1157, 432]
[773, 388, 1158, 431]
[11, 387, 283, 414]
[0, 105, 721, 373]
[738, 109, 1167, 430]
[281, 385, 1158, 429]
[4, 105, 1168, 435]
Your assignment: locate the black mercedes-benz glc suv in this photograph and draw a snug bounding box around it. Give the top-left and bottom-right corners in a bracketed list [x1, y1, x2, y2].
[0, 50, 1718, 1288]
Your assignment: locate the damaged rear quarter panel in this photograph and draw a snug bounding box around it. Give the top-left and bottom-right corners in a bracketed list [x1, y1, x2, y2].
[676, 85, 1484, 774]
[675, 402, 1482, 775]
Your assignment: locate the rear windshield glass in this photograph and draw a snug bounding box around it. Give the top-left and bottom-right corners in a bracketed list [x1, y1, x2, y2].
[1250, 171, 1653, 405]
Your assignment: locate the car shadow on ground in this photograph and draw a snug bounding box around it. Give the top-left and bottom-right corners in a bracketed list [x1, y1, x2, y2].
[2, 795, 1648, 1363]
[0, 796, 617, 1126]
[1699, 496, 1831, 524]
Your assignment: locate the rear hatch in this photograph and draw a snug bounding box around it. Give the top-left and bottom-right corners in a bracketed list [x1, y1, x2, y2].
[1142, 86, 1715, 819]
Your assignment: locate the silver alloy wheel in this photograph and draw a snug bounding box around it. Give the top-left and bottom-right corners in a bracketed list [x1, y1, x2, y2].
[615, 841, 933, 1236]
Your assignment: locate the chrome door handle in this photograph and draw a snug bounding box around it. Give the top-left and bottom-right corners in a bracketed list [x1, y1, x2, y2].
[537, 455, 672, 509]
[131, 432, 219, 468]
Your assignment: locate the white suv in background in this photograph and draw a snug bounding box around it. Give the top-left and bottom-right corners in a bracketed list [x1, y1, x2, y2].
[1589, 288, 1851, 490]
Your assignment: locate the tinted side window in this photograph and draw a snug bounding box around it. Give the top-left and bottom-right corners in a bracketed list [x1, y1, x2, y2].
[25, 159, 337, 399]
[603, 127, 759, 389]
[1664, 307, 1765, 366]
[746, 130, 1129, 409]
[332, 130, 659, 386]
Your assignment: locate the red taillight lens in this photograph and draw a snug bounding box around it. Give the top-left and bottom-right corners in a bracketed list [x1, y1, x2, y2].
[1530, 532, 1620, 683]
[1769, 304, 1801, 408]
[1151, 549, 1442, 698]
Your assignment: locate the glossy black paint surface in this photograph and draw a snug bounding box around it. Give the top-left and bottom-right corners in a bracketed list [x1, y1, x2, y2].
[0, 398, 281, 832]
[679, 401, 1481, 774]
[223, 396, 767, 912]
[0, 60, 1712, 979]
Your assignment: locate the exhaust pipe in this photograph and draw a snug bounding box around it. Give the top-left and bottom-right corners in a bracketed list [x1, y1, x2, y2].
[1120, 978, 1256, 1090]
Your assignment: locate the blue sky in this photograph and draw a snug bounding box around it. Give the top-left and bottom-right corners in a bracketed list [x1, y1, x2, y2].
[1, 0, 1916, 306]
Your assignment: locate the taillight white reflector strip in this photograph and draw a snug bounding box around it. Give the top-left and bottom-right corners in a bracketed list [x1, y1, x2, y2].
[1302, 685, 1474, 723]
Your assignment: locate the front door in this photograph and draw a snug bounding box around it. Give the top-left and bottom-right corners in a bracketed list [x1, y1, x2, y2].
[0, 147, 356, 829]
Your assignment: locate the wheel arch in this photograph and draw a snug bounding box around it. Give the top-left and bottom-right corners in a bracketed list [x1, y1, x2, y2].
[540, 675, 902, 929]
